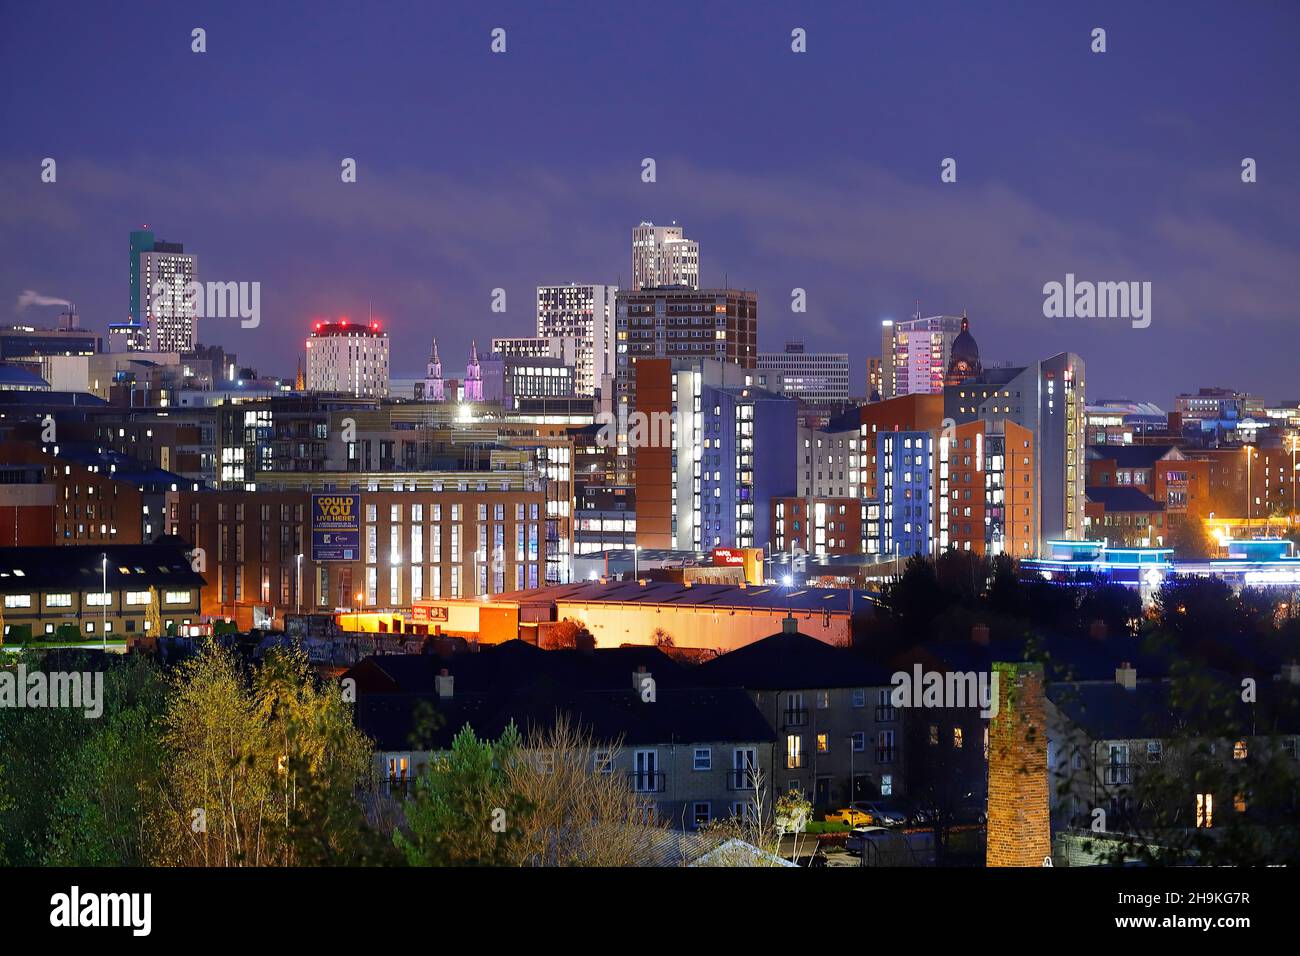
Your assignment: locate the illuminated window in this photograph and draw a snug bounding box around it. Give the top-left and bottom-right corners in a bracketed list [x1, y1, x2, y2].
[786, 735, 803, 769]
[816, 733, 829, 754]
[386, 754, 409, 794]
[1196, 792, 1214, 828]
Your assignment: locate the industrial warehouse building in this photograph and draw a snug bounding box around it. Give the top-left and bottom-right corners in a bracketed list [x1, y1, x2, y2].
[413, 579, 877, 652]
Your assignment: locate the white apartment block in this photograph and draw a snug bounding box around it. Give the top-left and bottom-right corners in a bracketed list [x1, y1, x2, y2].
[535, 283, 617, 397]
[756, 341, 850, 405]
[140, 248, 199, 353]
[490, 335, 577, 367]
[797, 424, 862, 498]
[631, 221, 699, 291]
[305, 321, 390, 398]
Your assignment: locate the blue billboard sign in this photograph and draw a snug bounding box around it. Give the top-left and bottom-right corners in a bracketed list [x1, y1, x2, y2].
[311, 493, 361, 561]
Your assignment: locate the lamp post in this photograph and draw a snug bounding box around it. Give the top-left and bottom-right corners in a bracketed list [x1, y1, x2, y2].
[848, 735, 857, 805]
[633, 544, 639, 579]
[295, 553, 303, 615]
[101, 553, 107, 649]
[1245, 445, 1254, 536]
[1291, 435, 1298, 524]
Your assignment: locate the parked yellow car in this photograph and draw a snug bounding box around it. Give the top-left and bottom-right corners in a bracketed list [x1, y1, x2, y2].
[824, 807, 872, 826]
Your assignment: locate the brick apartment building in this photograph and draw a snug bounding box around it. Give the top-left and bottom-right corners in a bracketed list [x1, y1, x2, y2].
[166, 471, 549, 630]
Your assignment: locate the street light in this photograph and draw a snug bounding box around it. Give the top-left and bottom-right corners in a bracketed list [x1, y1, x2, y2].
[296, 553, 303, 615]
[1290, 435, 1299, 523]
[1245, 445, 1254, 535]
[101, 553, 107, 649]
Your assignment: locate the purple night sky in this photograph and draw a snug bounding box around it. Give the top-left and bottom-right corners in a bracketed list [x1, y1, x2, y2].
[2, 0, 1298, 404]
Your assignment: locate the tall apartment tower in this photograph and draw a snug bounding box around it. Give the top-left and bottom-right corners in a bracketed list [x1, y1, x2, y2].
[122, 228, 199, 353]
[944, 351, 1087, 553]
[305, 319, 390, 398]
[634, 358, 796, 551]
[535, 283, 617, 397]
[631, 221, 699, 290]
[879, 313, 964, 399]
[614, 286, 757, 484]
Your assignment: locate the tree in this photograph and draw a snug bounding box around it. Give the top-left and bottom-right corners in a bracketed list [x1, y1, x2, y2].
[882, 554, 947, 640]
[1169, 516, 1216, 560]
[45, 705, 165, 865]
[542, 618, 594, 651]
[395, 723, 524, 866]
[149, 644, 374, 865]
[146, 586, 163, 639]
[501, 715, 664, 866]
[0, 651, 164, 866]
[699, 766, 799, 866]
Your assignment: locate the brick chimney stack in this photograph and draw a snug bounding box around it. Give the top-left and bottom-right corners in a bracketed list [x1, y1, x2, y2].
[1115, 662, 1137, 690]
[986, 661, 1052, 867]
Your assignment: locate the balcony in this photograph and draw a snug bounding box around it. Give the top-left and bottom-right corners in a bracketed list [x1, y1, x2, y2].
[726, 770, 759, 792]
[875, 705, 897, 722]
[1104, 764, 1134, 786]
[783, 708, 809, 728]
[875, 748, 896, 765]
[627, 771, 666, 794]
[785, 754, 806, 770]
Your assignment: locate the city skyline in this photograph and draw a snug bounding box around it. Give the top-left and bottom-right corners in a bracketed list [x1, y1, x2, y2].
[2, 1, 1298, 406]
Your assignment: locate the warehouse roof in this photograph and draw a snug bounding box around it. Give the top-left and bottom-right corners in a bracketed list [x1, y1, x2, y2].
[487, 580, 875, 614]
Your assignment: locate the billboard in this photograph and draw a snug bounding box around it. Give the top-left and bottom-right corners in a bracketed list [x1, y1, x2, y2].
[712, 547, 764, 585]
[311, 493, 361, 561]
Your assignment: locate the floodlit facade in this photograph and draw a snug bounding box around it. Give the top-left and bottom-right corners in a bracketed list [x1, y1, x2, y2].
[535, 284, 617, 397]
[879, 315, 964, 399]
[756, 341, 850, 405]
[305, 320, 391, 398]
[631, 221, 699, 290]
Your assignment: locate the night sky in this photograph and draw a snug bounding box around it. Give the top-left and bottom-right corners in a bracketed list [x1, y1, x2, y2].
[2, 0, 1297, 405]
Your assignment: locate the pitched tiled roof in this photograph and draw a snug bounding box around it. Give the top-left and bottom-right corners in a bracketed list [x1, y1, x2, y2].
[1048, 678, 1300, 739]
[355, 685, 775, 751]
[1087, 444, 1178, 467]
[693, 628, 894, 689]
[1085, 486, 1165, 512]
[0, 544, 206, 591]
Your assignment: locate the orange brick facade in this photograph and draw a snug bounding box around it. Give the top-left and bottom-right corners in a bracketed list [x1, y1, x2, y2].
[987, 662, 1052, 867]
